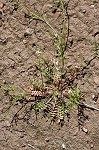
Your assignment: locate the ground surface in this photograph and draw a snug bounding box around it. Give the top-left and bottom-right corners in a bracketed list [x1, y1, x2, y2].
[0, 0, 99, 150]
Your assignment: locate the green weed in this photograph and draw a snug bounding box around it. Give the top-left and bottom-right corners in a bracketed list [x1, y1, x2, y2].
[5, 0, 82, 125]
[68, 89, 80, 110]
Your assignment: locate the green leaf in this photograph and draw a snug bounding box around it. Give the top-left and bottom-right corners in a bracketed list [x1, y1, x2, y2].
[37, 101, 45, 112]
[12, 92, 27, 105]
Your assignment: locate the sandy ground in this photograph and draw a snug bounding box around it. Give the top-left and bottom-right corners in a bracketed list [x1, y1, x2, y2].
[0, 0, 99, 150]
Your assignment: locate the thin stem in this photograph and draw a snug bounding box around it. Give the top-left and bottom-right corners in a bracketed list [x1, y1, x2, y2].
[18, 0, 59, 36]
[78, 102, 99, 111]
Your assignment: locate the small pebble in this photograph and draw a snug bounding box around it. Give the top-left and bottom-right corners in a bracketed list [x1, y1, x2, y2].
[24, 28, 33, 36]
[90, 5, 94, 8]
[82, 9, 86, 13]
[0, 2, 4, 9]
[23, 39, 27, 44]
[62, 143, 66, 149]
[2, 80, 6, 84]
[92, 94, 95, 99]
[90, 61, 95, 67]
[90, 144, 94, 148]
[92, 94, 98, 102]
[45, 138, 49, 142]
[82, 127, 88, 133]
[10, 63, 15, 69]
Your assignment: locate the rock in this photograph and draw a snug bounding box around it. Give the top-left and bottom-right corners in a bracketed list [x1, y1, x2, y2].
[23, 39, 27, 44]
[45, 138, 49, 142]
[90, 144, 94, 148]
[92, 94, 98, 102]
[24, 28, 33, 37]
[90, 61, 95, 67]
[82, 127, 88, 133]
[90, 4, 94, 8]
[92, 94, 95, 99]
[2, 79, 6, 84]
[82, 9, 86, 13]
[10, 62, 15, 69]
[62, 143, 66, 149]
[0, 2, 4, 9]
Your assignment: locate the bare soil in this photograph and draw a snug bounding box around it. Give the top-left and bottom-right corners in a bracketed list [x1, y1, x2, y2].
[0, 0, 99, 150]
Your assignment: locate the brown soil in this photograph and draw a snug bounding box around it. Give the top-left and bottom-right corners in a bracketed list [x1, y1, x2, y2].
[0, 0, 99, 150]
